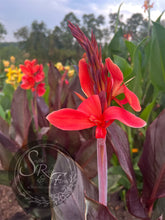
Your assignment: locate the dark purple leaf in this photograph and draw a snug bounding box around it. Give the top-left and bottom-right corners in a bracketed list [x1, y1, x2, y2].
[75, 138, 98, 179]
[69, 75, 85, 107]
[48, 62, 62, 111]
[50, 152, 99, 220]
[107, 123, 148, 219]
[84, 195, 117, 220]
[139, 109, 165, 213]
[47, 127, 81, 156]
[36, 96, 49, 128]
[0, 131, 19, 169]
[48, 62, 75, 110]
[10, 87, 32, 146]
[0, 131, 19, 152]
[0, 116, 9, 136]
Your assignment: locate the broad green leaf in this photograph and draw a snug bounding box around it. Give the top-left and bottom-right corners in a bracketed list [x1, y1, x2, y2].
[125, 40, 137, 60]
[150, 22, 165, 91]
[114, 55, 132, 78]
[107, 28, 127, 59]
[140, 100, 156, 122]
[129, 37, 149, 101]
[108, 166, 129, 193]
[0, 84, 14, 110]
[0, 105, 5, 120]
[156, 11, 165, 23]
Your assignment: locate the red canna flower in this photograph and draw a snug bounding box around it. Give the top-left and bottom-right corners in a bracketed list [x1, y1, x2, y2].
[47, 95, 146, 139]
[46, 22, 146, 206]
[20, 59, 45, 96]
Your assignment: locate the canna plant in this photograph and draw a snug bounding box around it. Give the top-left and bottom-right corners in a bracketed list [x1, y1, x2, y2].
[47, 22, 146, 208]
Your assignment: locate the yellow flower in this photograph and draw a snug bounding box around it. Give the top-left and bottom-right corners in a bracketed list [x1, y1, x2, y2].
[3, 60, 10, 67]
[6, 67, 23, 89]
[55, 62, 64, 71]
[68, 69, 75, 78]
[64, 66, 70, 71]
[10, 56, 15, 63]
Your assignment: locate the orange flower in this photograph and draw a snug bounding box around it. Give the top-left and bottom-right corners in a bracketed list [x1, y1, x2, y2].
[143, 0, 154, 12]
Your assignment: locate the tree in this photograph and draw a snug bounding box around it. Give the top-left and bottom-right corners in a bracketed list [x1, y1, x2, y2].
[109, 12, 125, 34]
[0, 23, 7, 40]
[27, 21, 49, 62]
[15, 21, 49, 63]
[125, 13, 148, 41]
[60, 12, 80, 31]
[82, 13, 105, 44]
[14, 26, 29, 41]
[60, 12, 80, 49]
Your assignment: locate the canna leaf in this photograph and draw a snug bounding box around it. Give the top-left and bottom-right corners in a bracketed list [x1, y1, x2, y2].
[37, 96, 49, 128]
[85, 195, 117, 220]
[149, 22, 165, 91]
[49, 151, 99, 220]
[139, 109, 165, 213]
[10, 86, 32, 146]
[107, 123, 148, 219]
[113, 55, 132, 78]
[48, 62, 61, 111]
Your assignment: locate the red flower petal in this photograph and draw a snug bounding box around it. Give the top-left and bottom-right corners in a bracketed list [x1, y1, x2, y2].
[78, 95, 102, 117]
[79, 58, 94, 97]
[20, 65, 31, 75]
[46, 109, 94, 130]
[105, 58, 123, 86]
[103, 106, 146, 128]
[36, 83, 45, 96]
[21, 75, 35, 89]
[123, 85, 141, 112]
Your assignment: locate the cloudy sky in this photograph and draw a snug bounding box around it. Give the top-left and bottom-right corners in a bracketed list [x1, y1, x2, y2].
[0, 0, 165, 42]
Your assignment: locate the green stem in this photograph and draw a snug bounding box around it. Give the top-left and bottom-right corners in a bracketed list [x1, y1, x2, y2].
[97, 137, 107, 206]
[148, 8, 151, 36]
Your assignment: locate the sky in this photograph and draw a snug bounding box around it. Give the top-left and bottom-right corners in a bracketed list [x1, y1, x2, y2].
[0, 0, 165, 42]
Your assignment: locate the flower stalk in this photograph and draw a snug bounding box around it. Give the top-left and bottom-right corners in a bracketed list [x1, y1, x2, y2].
[97, 137, 107, 206]
[31, 91, 38, 131]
